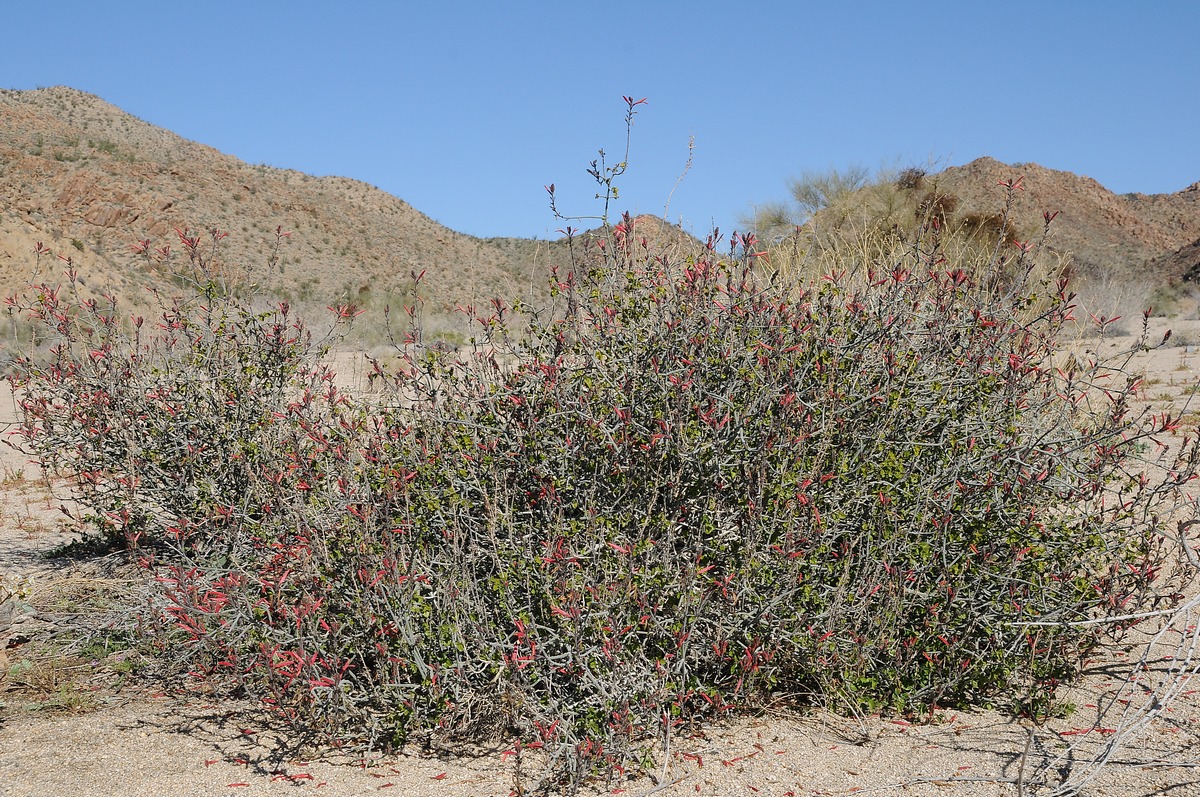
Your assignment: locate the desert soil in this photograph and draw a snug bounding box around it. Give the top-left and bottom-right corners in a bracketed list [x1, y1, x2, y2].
[5, 318, 1200, 797]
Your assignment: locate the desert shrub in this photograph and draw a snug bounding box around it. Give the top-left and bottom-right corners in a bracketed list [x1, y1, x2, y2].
[8, 194, 1199, 788]
[743, 164, 876, 240]
[959, 209, 1018, 246]
[915, 190, 959, 224]
[1144, 278, 1188, 318]
[895, 167, 927, 192]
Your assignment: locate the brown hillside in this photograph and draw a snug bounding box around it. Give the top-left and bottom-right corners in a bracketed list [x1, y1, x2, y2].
[931, 157, 1200, 280]
[0, 86, 565, 335]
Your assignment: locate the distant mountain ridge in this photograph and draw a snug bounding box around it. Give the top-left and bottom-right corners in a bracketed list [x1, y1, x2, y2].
[1, 86, 1198, 332]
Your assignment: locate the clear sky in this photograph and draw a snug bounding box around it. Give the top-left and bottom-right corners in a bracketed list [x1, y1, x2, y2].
[2, 1, 1197, 240]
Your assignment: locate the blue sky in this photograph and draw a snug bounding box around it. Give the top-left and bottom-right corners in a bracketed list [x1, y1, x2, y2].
[2, 2, 1197, 240]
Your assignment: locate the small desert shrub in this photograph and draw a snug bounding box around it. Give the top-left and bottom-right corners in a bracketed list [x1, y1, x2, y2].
[959, 210, 1018, 246]
[7, 198, 1198, 787]
[895, 166, 927, 192]
[916, 190, 959, 224]
[1145, 279, 1188, 318]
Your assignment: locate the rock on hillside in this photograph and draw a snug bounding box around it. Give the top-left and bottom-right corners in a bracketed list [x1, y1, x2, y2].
[1152, 236, 1200, 285]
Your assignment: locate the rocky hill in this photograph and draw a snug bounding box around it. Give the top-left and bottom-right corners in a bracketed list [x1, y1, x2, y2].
[927, 157, 1200, 282]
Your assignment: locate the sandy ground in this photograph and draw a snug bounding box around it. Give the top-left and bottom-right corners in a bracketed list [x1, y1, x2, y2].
[5, 318, 1200, 797]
